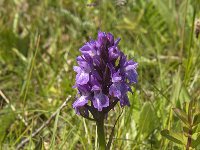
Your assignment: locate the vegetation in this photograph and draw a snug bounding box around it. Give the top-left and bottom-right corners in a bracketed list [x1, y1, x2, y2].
[0, 0, 200, 149]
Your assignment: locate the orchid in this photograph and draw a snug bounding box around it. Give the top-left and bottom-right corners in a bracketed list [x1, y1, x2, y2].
[73, 31, 138, 149]
[73, 31, 137, 114]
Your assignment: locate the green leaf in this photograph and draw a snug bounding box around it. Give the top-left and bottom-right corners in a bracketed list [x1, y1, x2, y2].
[192, 126, 198, 134]
[161, 129, 184, 145]
[193, 113, 200, 126]
[179, 85, 191, 104]
[171, 73, 182, 105]
[173, 108, 189, 126]
[192, 134, 200, 148]
[138, 101, 158, 137]
[0, 107, 15, 143]
[171, 74, 190, 106]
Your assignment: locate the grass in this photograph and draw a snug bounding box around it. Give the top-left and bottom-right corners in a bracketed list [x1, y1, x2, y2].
[0, 0, 200, 149]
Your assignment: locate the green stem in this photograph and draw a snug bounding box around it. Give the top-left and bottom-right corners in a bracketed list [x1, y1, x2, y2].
[96, 116, 106, 150]
[186, 128, 192, 150]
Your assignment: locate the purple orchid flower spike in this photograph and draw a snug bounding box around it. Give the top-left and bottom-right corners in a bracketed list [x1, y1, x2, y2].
[73, 31, 138, 117]
[72, 31, 138, 149]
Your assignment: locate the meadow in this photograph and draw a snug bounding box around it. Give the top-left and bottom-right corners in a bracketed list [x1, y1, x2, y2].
[0, 0, 200, 149]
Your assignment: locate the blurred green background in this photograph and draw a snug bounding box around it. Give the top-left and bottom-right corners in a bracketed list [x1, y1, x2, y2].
[0, 0, 200, 149]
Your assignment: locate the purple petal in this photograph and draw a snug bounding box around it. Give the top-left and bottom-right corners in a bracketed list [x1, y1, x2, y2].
[108, 46, 120, 60]
[125, 61, 138, 71]
[77, 56, 91, 72]
[93, 92, 109, 111]
[109, 84, 121, 98]
[107, 33, 114, 45]
[109, 85, 121, 98]
[80, 41, 97, 57]
[73, 95, 88, 108]
[73, 66, 81, 73]
[77, 84, 91, 95]
[114, 38, 121, 46]
[93, 55, 100, 67]
[125, 69, 138, 83]
[80, 45, 91, 52]
[109, 82, 128, 98]
[125, 61, 138, 83]
[119, 54, 127, 67]
[92, 70, 102, 81]
[76, 71, 89, 85]
[97, 31, 107, 45]
[112, 71, 122, 82]
[119, 94, 130, 107]
[92, 85, 101, 91]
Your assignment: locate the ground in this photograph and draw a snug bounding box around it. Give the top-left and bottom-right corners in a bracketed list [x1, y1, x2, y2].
[0, 0, 200, 149]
